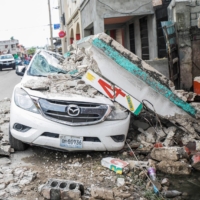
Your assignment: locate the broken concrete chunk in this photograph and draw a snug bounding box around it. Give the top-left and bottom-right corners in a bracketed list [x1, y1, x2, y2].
[0, 145, 11, 156]
[161, 178, 170, 186]
[117, 178, 125, 187]
[163, 130, 175, 147]
[91, 186, 114, 200]
[145, 127, 156, 143]
[127, 160, 148, 170]
[6, 183, 21, 196]
[156, 160, 191, 175]
[150, 147, 188, 161]
[23, 78, 51, 90]
[0, 158, 11, 165]
[66, 80, 77, 88]
[137, 133, 146, 142]
[76, 84, 89, 92]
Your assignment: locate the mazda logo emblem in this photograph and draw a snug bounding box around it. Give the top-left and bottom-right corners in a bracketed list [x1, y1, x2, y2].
[67, 105, 80, 116]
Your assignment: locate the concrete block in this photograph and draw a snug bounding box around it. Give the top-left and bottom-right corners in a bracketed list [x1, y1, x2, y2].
[39, 179, 84, 200]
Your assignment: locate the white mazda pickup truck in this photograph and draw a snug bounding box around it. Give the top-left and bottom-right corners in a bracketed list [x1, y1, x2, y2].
[9, 50, 130, 151]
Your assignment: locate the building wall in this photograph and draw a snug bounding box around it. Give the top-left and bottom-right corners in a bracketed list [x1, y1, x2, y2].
[81, 0, 154, 35]
[168, 0, 199, 90]
[0, 40, 19, 55]
[80, 0, 159, 60]
[59, 0, 84, 54]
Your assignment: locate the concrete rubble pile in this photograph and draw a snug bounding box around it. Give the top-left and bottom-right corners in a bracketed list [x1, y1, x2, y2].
[0, 98, 12, 157]
[0, 166, 37, 199]
[23, 47, 103, 99]
[0, 98, 38, 199]
[11, 33, 200, 199]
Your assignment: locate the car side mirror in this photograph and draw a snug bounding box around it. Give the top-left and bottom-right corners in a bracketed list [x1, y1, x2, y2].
[16, 66, 26, 76]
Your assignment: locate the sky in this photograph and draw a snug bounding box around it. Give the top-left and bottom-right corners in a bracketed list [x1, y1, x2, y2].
[0, 0, 60, 48]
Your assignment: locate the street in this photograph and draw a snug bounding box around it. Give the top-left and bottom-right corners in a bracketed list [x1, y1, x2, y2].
[0, 68, 21, 99]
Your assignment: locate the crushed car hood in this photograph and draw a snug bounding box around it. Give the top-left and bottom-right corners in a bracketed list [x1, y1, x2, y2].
[18, 76, 114, 106]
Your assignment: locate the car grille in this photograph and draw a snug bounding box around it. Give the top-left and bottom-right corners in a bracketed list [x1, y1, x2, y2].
[3, 61, 12, 64]
[38, 99, 110, 126]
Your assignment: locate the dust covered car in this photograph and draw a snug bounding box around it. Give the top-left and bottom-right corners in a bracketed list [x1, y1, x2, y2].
[9, 50, 130, 151]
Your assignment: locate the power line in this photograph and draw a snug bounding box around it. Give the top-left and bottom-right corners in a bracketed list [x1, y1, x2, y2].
[0, 25, 50, 31]
[97, 0, 152, 15]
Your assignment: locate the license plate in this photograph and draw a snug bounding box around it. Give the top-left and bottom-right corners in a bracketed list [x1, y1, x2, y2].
[60, 135, 83, 148]
[6, 63, 9, 65]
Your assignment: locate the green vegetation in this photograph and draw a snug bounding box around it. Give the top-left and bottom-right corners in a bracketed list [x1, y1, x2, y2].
[27, 47, 36, 55]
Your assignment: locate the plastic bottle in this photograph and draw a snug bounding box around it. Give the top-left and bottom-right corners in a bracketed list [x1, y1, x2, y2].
[147, 167, 156, 181]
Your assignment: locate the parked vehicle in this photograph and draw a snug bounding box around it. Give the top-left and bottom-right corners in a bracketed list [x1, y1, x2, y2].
[10, 50, 130, 151]
[0, 54, 15, 71]
[15, 57, 22, 66]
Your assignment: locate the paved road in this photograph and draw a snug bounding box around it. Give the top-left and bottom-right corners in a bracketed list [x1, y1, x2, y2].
[0, 68, 21, 99]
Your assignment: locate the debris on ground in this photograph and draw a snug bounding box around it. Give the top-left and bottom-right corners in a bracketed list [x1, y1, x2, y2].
[2, 32, 200, 199]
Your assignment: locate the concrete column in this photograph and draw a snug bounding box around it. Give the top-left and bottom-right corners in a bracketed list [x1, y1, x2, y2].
[94, 0, 104, 34]
[134, 17, 142, 59]
[148, 14, 158, 59]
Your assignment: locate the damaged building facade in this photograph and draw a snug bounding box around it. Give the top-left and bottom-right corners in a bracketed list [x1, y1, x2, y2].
[80, 0, 172, 60]
[168, 0, 200, 90]
[58, 0, 171, 61]
[58, 0, 84, 53]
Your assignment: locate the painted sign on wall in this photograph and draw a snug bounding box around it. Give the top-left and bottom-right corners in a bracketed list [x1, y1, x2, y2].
[82, 70, 143, 115]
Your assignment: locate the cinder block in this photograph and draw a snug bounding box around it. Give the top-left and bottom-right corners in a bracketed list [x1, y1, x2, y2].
[39, 179, 84, 200]
[191, 6, 200, 13]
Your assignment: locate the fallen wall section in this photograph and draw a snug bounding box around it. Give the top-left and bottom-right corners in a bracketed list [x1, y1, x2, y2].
[77, 33, 197, 119]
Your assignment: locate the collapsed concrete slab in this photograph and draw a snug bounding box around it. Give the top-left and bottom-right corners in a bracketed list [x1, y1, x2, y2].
[77, 33, 198, 119]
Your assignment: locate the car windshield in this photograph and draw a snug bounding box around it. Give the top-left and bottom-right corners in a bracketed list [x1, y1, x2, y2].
[0, 55, 13, 59]
[27, 51, 67, 77]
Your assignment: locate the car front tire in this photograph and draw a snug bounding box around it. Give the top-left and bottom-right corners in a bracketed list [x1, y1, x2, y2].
[9, 129, 28, 151]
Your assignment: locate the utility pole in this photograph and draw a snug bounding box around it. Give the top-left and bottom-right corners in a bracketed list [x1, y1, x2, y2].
[48, 0, 53, 50]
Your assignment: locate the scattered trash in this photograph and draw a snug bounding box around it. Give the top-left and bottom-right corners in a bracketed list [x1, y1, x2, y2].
[147, 167, 156, 181]
[162, 190, 182, 198]
[101, 157, 129, 174]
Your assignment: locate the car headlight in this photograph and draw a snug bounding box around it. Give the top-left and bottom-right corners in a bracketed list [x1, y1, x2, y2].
[12, 60, 15, 63]
[106, 109, 129, 121]
[14, 88, 39, 114]
[0, 61, 3, 64]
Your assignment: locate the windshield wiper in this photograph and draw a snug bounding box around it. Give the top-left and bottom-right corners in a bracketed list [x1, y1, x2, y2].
[57, 71, 68, 74]
[29, 74, 47, 77]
